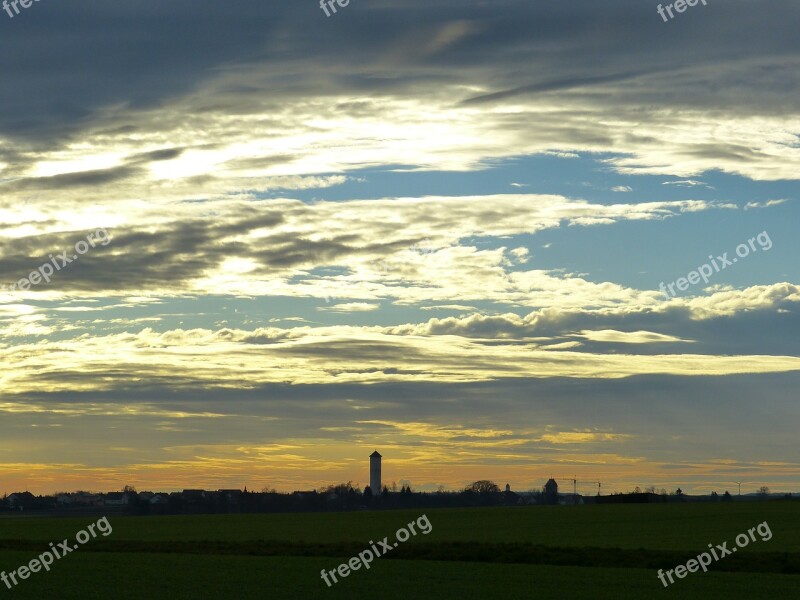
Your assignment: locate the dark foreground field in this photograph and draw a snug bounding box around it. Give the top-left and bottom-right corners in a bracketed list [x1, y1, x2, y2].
[0, 502, 798, 598]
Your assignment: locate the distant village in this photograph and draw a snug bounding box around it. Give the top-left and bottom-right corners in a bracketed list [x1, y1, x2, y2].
[2, 452, 793, 516]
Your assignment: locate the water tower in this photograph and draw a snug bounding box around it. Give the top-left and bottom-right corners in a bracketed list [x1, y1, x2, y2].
[370, 451, 382, 494]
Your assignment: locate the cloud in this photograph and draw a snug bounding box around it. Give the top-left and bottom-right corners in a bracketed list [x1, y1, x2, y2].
[1, 0, 799, 496]
[321, 302, 381, 312]
[389, 283, 800, 355]
[2, 313, 799, 398]
[2, 1, 800, 193]
[420, 305, 478, 311]
[662, 179, 714, 189]
[536, 431, 632, 444]
[577, 330, 692, 344]
[0, 193, 731, 302]
[744, 199, 788, 210]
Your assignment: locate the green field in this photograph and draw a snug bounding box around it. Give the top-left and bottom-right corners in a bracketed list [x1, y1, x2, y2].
[0, 502, 798, 598]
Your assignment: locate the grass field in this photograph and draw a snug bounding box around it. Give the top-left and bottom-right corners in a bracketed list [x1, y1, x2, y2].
[0, 502, 798, 598]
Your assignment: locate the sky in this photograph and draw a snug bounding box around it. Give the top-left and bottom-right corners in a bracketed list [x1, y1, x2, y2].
[0, 0, 799, 496]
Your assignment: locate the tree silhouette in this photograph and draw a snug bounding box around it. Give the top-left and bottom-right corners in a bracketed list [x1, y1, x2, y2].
[464, 480, 500, 494]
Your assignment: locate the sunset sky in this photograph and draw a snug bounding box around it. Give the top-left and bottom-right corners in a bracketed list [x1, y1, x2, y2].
[1, 0, 799, 496]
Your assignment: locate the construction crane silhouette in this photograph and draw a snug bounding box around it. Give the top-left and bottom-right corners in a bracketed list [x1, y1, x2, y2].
[556, 475, 578, 496]
[555, 476, 602, 497]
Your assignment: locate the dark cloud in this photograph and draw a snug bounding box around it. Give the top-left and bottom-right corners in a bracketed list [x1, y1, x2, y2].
[130, 148, 187, 163]
[7, 372, 800, 457]
[1, 0, 799, 145]
[19, 165, 141, 189]
[461, 71, 646, 105]
[397, 287, 800, 357]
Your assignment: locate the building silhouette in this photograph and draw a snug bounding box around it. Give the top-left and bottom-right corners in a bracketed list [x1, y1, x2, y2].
[544, 478, 559, 504]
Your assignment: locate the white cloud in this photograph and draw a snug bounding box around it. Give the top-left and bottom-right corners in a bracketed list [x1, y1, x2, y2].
[577, 330, 692, 344]
[662, 180, 714, 189]
[744, 199, 788, 210]
[320, 302, 381, 313]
